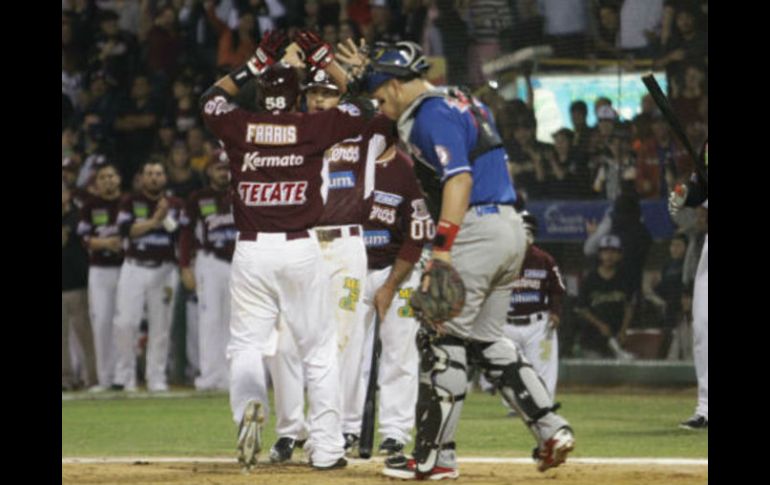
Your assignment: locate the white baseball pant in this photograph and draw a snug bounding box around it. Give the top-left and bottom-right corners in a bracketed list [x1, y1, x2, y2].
[227, 232, 344, 467]
[359, 264, 421, 445]
[692, 234, 707, 419]
[112, 260, 178, 391]
[266, 225, 368, 439]
[87, 266, 121, 387]
[194, 252, 232, 391]
[502, 311, 559, 398]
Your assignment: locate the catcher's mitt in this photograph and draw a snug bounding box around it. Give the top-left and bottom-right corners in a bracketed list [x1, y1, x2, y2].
[410, 259, 466, 327]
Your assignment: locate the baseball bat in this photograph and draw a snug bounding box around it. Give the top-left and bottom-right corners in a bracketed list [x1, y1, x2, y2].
[641, 73, 707, 184]
[358, 313, 382, 459]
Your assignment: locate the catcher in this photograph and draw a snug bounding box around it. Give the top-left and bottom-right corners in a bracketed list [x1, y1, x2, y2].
[337, 39, 575, 479]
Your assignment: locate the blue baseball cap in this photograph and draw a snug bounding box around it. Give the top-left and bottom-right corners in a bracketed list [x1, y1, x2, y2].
[364, 41, 430, 93]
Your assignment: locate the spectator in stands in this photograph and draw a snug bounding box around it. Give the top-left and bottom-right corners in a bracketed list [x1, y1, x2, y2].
[100, 0, 142, 36]
[368, 0, 402, 44]
[433, 0, 470, 85]
[630, 94, 656, 150]
[89, 9, 139, 90]
[467, 0, 514, 87]
[588, 102, 615, 159]
[540, 0, 589, 58]
[570, 100, 593, 159]
[590, 0, 620, 59]
[666, 284, 693, 361]
[584, 193, 652, 298]
[166, 142, 205, 199]
[654, 5, 707, 86]
[509, 0, 545, 52]
[591, 123, 636, 201]
[671, 62, 707, 131]
[574, 234, 635, 359]
[113, 74, 163, 186]
[549, 128, 593, 199]
[186, 126, 211, 173]
[145, 5, 183, 83]
[618, 0, 663, 58]
[339, 17, 364, 43]
[647, 233, 687, 330]
[206, 2, 258, 71]
[81, 71, 120, 132]
[507, 113, 555, 201]
[63, 180, 99, 391]
[634, 111, 692, 199]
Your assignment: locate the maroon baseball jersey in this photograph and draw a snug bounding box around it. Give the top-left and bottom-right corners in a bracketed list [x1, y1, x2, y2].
[77, 196, 124, 267]
[363, 149, 431, 270]
[200, 89, 368, 232]
[117, 192, 184, 263]
[179, 187, 237, 266]
[317, 113, 394, 226]
[507, 245, 566, 317]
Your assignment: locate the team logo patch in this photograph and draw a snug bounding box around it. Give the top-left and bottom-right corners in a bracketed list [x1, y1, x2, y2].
[511, 292, 540, 304]
[91, 209, 109, 226]
[374, 190, 403, 207]
[204, 96, 236, 116]
[411, 199, 430, 220]
[237, 181, 308, 206]
[199, 198, 217, 217]
[329, 171, 356, 189]
[435, 145, 450, 167]
[336, 103, 361, 117]
[524, 269, 547, 279]
[363, 230, 391, 247]
[133, 202, 148, 219]
[369, 204, 396, 225]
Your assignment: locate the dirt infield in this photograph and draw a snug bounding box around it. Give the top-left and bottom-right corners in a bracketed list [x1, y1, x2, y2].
[62, 460, 707, 485]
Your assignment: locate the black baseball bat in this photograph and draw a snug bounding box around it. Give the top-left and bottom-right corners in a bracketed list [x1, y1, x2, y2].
[358, 313, 382, 459]
[641, 73, 707, 184]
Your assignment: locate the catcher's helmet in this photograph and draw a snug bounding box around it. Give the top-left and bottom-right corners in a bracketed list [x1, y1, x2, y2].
[302, 68, 339, 92]
[257, 62, 300, 112]
[364, 41, 430, 93]
[521, 211, 538, 238]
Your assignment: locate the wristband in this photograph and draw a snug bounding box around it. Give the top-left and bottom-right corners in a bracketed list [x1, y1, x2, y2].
[433, 220, 460, 252]
[229, 64, 256, 88]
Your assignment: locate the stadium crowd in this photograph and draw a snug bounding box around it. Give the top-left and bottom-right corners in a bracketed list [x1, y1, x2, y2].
[62, 0, 707, 390]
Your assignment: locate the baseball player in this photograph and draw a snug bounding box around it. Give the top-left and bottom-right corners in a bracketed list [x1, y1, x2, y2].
[669, 140, 707, 430]
[344, 40, 575, 479]
[77, 162, 124, 391]
[360, 144, 433, 455]
[178, 150, 237, 391]
[112, 160, 185, 392]
[265, 68, 390, 461]
[198, 30, 380, 470]
[503, 212, 566, 400]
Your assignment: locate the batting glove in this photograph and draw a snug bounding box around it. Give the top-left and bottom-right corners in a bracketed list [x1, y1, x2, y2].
[247, 30, 289, 75]
[295, 30, 334, 69]
[668, 183, 688, 217]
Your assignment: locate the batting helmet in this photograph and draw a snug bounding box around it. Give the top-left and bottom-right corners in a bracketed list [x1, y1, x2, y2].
[521, 211, 538, 238]
[364, 41, 430, 93]
[257, 62, 300, 112]
[302, 68, 339, 92]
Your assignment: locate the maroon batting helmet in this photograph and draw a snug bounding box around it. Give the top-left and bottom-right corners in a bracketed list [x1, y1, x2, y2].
[257, 62, 300, 112]
[302, 68, 339, 92]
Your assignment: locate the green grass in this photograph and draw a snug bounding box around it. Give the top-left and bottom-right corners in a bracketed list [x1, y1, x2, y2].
[62, 389, 707, 458]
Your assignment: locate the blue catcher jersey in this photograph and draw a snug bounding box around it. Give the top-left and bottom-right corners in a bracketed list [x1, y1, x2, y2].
[405, 95, 518, 207]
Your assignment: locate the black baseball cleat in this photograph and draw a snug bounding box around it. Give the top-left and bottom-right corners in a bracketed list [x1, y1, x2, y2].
[312, 457, 348, 470]
[378, 438, 405, 456]
[679, 415, 708, 430]
[269, 437, 296, 463]
[343, 433, 360, 455]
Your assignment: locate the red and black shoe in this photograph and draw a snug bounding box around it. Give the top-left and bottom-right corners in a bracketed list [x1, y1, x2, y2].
[381, 454, 459, 481]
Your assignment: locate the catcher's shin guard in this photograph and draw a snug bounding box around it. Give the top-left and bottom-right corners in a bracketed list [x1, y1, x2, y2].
[471, 339, 568, 445]
[412, 331, 467, 474]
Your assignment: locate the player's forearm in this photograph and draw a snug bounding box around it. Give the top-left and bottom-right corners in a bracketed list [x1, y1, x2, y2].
[382, 258, 417, 291]
[88, 237, 120, 251]
[324, 60, 349, 95]
[439, 172, 472, 226]
[129, 219, 161, 238]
